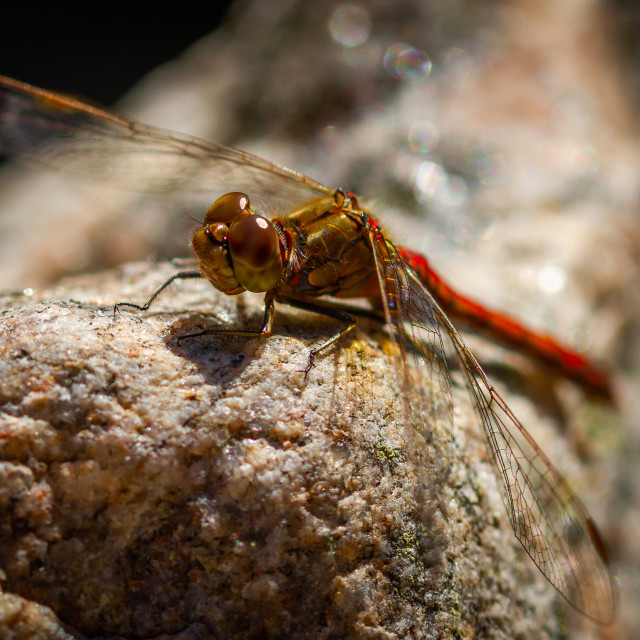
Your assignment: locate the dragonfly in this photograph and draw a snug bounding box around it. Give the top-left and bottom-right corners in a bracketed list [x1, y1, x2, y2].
[0, 75, 617, 624]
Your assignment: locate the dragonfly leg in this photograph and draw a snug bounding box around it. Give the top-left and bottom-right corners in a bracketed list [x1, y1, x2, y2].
[278, 297, 358, 377]
[176, 292, 276, 344]
[114, 269, 203, 315]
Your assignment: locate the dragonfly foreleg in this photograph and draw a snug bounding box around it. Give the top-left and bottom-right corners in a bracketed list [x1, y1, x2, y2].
[278, 296, 357, 377]
[176, 292, 276, 344]
[114, 269, 203, 315]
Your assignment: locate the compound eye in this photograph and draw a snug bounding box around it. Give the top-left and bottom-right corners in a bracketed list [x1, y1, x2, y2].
[228, 215, 284, 292]
[204, 192, 250, 224]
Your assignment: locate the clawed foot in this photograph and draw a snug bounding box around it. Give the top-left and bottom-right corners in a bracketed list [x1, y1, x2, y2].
[113, 302, 146, 321]
[297, 349, 318, 380]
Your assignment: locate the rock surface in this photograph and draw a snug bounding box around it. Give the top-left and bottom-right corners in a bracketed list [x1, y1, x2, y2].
[0, 261, 576, 639]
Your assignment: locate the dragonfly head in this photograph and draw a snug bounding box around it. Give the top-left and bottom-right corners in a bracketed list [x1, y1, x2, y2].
[192, 192, 285, 294]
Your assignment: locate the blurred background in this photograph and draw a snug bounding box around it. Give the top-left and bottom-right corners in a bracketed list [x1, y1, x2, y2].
[1, 0, 639, 637]
[0, 3, 235, 105]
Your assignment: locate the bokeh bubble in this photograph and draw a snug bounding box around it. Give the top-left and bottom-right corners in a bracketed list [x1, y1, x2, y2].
[384, 43, 432, 81]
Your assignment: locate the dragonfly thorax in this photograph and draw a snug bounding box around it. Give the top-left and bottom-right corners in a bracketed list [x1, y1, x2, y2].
[192, 192, 286, 295]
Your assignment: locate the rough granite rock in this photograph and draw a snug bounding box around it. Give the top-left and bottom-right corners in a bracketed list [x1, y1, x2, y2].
[0, 261, 586, 639]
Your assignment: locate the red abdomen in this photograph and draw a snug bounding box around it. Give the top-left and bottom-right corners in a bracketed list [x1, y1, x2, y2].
[399, 247, 612, 400]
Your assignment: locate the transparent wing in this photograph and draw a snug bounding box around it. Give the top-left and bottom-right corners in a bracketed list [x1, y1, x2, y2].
[0, 75, 332, 213]
[399, 261, 617, 623]
[369, 225, 453, 478]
